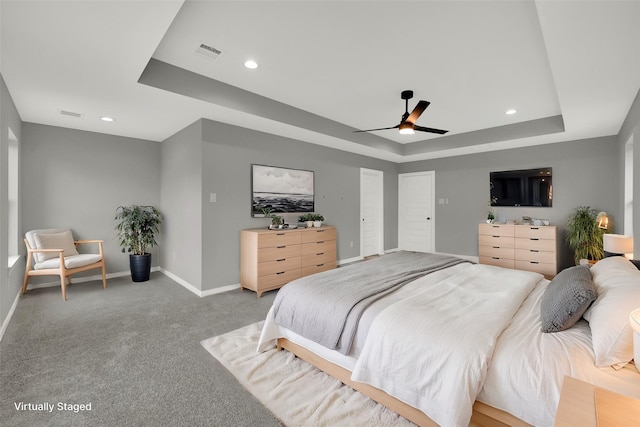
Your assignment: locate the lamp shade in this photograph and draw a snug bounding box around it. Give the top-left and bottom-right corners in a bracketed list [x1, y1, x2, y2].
[603, 234, 634, 257]
[596, 211, 609, 229]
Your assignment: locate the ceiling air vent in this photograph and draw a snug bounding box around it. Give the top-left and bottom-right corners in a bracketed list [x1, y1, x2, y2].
[195, 43, 222, 60]
[59, 110, 83, 118]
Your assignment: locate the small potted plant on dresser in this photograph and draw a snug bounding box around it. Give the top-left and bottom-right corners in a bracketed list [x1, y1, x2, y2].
[312, 214, 324, 227]
[269, 215, 284, 230]
[115, 205, 162, 282]
[299, 213, 315, 228]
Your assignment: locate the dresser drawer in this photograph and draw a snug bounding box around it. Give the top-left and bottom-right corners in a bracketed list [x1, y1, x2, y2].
[302, 251, 336, 267]
[479, 234, 515, 249]
[515, 248, 556, 264]
[258, 244, 300, 262]
[515, 226, 556, 240]
[301, 240, 336, 256]
[300, 227, 336, 243]
[479, 256, 515, 269]
[258, 231, 301, 248]
[515, 260, 556, 278]
[478, 223, 514, 237]
[259, 269, 302, 290]
[257, 257, 301, 277]
[514, 237, 556, 252]
[301, 261, 336, 277]
[479, 246, 514, 259]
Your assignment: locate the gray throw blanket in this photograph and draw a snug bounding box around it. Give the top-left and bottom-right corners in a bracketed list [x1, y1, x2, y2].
[273, 251, 470, 354]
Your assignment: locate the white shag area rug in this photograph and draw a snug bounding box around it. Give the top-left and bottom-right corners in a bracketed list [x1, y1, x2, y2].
[200, 322, 414, 427]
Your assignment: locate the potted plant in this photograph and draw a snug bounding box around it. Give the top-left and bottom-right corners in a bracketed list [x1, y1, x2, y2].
[566, 206, 606, 264]
[299, 213, 315, 228]
[312, 214, 324, 228]
[269, 215, 284, 229]
[115, 205, 162, 282]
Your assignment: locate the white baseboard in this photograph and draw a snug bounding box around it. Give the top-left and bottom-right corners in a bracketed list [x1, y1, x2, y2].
[158, 268, 240, 298]
[0, 290, 21, 342]
[337, 255, 363, 266]
[23, 267, 161, 291]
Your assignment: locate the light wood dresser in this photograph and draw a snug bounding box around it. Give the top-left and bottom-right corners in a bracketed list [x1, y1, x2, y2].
[478, 223, 558, 278]
[240, 226, 337, 297]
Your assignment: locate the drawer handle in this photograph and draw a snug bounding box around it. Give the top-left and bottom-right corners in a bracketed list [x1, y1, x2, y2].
[276, 233, 286, 236]
[492, 235, 500, 238]
[492, 225, 500, 228]
[531, 227, 539, 230]
[530, 238, 539, 241]
[316, 252, 324, 256]
[492, 257, 500, 260]
[316, 229, 325, 232]
[276, 271, 285, 275]
[277, 245, 286, 249]
[530, 250, 539, 253]
[492, 246, 500, 249]
[317, 241, 324, 244]
[316, 263, 325, 267]
[276, 258, 286, 262]
[530, 261, 539, 264]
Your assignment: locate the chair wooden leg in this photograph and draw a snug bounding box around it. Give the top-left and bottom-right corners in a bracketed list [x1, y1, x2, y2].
[101, 264, 107, 289]
[60, 275, 67, 301]
[22, 271, 30, 295]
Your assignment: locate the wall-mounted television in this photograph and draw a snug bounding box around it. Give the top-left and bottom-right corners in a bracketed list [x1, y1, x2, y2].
[490, 167, 552, 207]
[251, 164, 315, 216]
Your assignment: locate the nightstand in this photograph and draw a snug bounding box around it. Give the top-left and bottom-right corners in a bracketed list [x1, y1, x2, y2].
[554, 376, 640, 427]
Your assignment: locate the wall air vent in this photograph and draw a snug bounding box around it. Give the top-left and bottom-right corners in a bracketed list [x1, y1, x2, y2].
[59, 110, 83, 118]
[195, 43, 222, 60]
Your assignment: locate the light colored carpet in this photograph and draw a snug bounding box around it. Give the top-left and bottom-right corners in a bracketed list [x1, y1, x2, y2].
[201, 322, 415, 427]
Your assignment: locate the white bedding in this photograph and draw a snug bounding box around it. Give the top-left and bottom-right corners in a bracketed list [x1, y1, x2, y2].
[350, 264, 541, 427]
[478, 279, 640, 427]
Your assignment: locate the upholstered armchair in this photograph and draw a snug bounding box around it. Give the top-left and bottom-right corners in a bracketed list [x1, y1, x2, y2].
[22, 228, 106, 301]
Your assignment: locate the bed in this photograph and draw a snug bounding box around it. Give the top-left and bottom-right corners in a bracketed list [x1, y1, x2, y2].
[257, 251, 640, 427]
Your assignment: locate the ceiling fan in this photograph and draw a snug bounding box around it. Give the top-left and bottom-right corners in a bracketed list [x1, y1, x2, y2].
[354, 90, 448, 135]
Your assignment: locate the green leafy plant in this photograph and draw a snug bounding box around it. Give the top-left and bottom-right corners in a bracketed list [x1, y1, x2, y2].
[299, 213, 314, 222]
[115, 205, 162, 255]
[566, 206, 605, 264]
[271, 215, 283, 226]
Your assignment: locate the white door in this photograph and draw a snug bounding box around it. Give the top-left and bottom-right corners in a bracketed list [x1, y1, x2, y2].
[398, 171, 434, 252]
[360, 168, 384, 257]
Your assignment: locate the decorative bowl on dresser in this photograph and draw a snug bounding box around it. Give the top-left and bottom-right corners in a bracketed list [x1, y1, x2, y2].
[240, 226, 337, 297]
[478, 223, 558, 278]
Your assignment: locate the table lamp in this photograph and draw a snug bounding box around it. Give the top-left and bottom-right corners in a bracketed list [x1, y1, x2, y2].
[603, 234, 634, 258]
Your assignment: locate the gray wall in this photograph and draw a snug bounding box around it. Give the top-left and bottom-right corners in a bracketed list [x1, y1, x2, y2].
[619, 89, 640, 256]
[199, 119, 399, 292]
[159, 120, 203, 288]
[399, 136, 621, 270]
[0, 74, 23, 330]
[21, 123, 161, 279]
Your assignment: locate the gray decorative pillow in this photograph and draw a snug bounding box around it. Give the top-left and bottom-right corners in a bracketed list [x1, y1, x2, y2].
[540, 265, 596, 333]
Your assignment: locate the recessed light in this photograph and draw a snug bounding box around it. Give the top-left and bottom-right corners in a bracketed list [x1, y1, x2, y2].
[100, 116, 115, 122]
[244, 59, 258, 69]
[506, 109, 517, 115]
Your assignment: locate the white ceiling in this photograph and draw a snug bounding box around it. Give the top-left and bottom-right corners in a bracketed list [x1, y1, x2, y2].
[1, 0, 639, 163]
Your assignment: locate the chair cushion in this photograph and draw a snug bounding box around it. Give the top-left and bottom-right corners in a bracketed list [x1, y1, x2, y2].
[34, 254, 102, 270]
[32, 230, 79, 263]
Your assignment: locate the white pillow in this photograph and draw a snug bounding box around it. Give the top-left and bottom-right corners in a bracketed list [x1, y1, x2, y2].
[583, 256, 640, 368]
[33, 230, 79, 263]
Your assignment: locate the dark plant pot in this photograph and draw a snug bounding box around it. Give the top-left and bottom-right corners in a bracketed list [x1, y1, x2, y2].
[129, 253, 152, 282]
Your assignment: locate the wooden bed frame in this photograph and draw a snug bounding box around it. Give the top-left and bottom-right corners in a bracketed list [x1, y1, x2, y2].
[277, 337, 532, 427]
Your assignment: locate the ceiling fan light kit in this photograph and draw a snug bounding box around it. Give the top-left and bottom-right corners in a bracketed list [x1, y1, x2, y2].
[398, 122, 415, 135]
[355, 89, 448, 136]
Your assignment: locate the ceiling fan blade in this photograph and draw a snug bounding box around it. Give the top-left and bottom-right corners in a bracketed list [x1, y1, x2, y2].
[405, 100, 430, 124]
[353, 124, 400, 133]
[414, 125, 448, 135]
